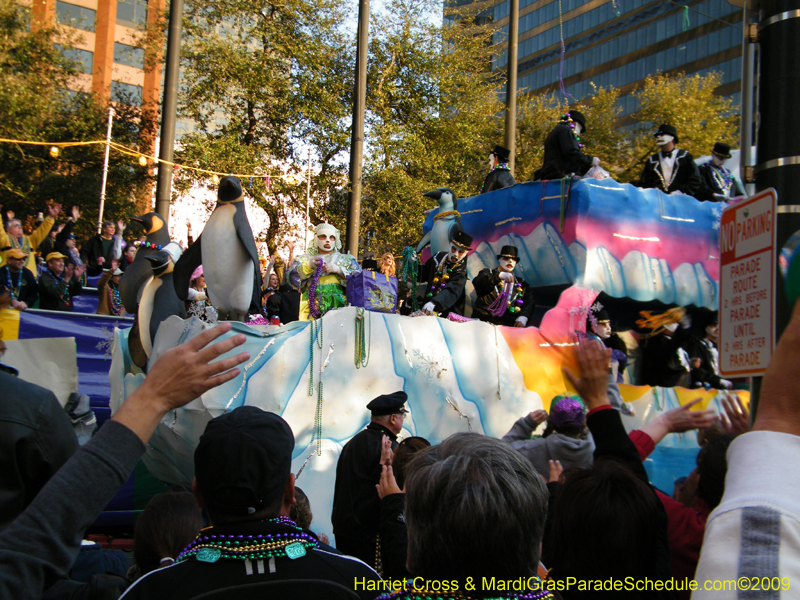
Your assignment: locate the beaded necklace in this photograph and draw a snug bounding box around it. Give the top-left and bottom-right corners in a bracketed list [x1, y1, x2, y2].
[307, 317, 324, 455]
[708, 163, 733, 194]
[8, 235, 31, 254]
[5, 269, 21, 300]
[487, 276, 524, 317]
[400, 247, 420, 312]
[307, 261, 324, 319]
[107, 283, 124, 316]
[47, 269, 71, 305]
[176, 517, 320, 564]
[354, 307, 371, 368]
[427, 256, 457, 298]
[480, 164, 511, 193]
[134, 241, 163, 250]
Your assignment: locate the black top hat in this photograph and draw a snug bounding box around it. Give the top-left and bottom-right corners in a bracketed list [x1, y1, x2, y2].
[361, 258, 379, 271]
[450, 230, 474, 250]
[367, 391, 409, 416]
[497, 245, 520, 260]
[491, 145, 511, 163]
[654, 124, 679, 144]
[712, 142, 732, 159]
[565, 111, 587, 132]
[194, 407, 294, 516]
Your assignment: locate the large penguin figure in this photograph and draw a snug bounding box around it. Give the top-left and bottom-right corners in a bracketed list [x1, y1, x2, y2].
[416, 188, 463, 256]
[119, 212, 170, 314]
[133, 243, 187, 365]
[173, 176, 262, 321]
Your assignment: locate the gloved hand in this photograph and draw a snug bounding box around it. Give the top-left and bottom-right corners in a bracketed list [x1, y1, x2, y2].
[591, 156, 601, 167]
[499, 271, 514, 282]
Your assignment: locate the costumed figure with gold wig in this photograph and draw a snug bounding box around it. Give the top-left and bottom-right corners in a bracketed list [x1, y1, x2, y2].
[289, 223, 360, 320]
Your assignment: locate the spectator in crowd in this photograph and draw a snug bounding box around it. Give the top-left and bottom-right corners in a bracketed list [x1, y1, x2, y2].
[0, 323, 250, 600]
[121, 406, 381, 599]
[96, 265, 125, 316]
[52, 206, 82, 265]
[119, 244, 137, 272]
[0, 340, 78, 532]
[0, 203, 61, 277]
[693, 300, 800, 598]
[38, 252, 84, 311]
[130, 492, 203, 580]
[0, 249, 37, 310]
[502, 395, 594, 480]
[375, 436, 430, 579]
[332, 391, 407, 566]
[397, 432, 549, 598]
[289, 487, 331, 547]
[544, 338, 676, 598]
[186, 266, 209, 317]
[37, 223, 63, 261]
[81, 220, 124, 277]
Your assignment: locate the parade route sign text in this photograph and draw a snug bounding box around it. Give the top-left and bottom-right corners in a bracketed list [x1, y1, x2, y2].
[719, 189, 776, 376]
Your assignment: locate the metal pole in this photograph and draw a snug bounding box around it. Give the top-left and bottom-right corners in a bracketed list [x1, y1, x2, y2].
[97, 106, 115, 233]
[739, 3, 755, 196]
[346, 0, 369, 257]
[504, 0, 519, 173]
[753, 0, 800, 417]
[154, 0, 185, 225]
[305, 147, 311, 250]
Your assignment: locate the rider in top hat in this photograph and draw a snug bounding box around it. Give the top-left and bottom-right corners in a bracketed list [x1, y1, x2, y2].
[480, 145, 516, 194]
[696, 142, 745, 201]
[415, 230, 473, 318]
[472, 245, 535, 328]
[636, 124, 701, 197]
[534, 111, 600, 180]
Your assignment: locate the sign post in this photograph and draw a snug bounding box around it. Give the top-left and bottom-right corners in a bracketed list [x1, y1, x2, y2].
[719, 189, 777, 377]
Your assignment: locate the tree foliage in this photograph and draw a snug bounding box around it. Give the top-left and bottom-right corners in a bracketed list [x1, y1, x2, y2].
[174, 0, 353, 252]
[0, 0, 155, 240]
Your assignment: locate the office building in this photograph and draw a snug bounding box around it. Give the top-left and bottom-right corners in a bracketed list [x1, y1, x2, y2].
[488, 0, 744, 123]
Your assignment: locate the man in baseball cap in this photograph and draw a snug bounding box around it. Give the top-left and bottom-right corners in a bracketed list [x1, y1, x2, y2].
[122, 406, 381, 599]
[0, 249, 37, 310]
[38, 251, 84, 311]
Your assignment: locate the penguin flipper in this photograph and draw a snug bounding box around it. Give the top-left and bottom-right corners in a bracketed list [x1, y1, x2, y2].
[416, 231, 432, 254]
[172, 235, 203, 301]
[120, 256, 151, 314]
[233, 211, 263, 312]
[128, 316, 148, 370]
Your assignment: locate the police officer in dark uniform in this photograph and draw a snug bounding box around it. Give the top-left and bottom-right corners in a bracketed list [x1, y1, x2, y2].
[331, 391, 408, 566]
[472, 245, 535, 327]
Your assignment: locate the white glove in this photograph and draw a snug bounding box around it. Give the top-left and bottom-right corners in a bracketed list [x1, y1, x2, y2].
[591, 156, 601, 167]
[515, 316, 528, 327]
[713, 193, 728, 202]
[498, 271, 513, 282]
[324, 262, 342, 276]
[423, 302, 436, 314]
[720, 379, 733, 389]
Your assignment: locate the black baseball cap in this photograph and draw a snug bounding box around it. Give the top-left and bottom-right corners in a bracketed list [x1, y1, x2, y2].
[194, 407, 294, 516]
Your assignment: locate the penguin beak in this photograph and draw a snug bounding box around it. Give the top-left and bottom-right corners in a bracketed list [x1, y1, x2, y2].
[423, 189, 443, 201]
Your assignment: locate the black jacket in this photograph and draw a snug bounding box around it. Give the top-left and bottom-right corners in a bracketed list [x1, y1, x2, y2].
[38, 269, 82, 311]
[696, 162, 745, 201]
[0, 266, 38, 308]
[685, 336, 725, 389]
[0, 371, 78, 532]
[636, 150, 701, 196]
[378, 493, 409, 580]
[121, 520, 382, 600]
[471, 268, 535, 327]
[80, 235, 114, 277]
[480, 168, 515, 194]
[417, 252, 468, 317]
[534, 123, 593, 180]
[639, 327, 692, 388]
[332, 422, 398, 566]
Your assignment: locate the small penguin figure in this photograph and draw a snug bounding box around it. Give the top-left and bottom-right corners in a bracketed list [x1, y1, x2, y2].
[416, 188, 463, 256]
[135, 243, 187, 362]
[119, 212, 170, 314]
[173, 176, 262, 321]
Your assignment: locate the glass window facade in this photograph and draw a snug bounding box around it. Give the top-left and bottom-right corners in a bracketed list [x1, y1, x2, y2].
[111, 80, 143, 105]
[113, 42, 145, 69]
[490, 0, 742, 117]
[116, 0, 148, 26]
[55, 1, 96, 32]
[55, 44, 93, 74]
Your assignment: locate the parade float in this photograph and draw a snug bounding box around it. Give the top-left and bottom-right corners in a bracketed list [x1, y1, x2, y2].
[100, 177, 745, 541]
